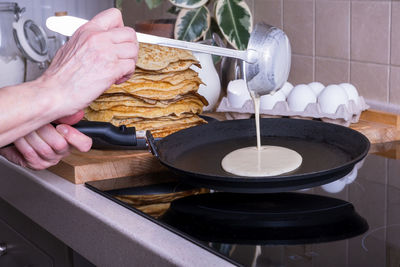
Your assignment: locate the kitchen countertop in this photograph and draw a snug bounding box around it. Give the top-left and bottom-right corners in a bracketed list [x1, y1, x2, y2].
[0, 156, 233, 266]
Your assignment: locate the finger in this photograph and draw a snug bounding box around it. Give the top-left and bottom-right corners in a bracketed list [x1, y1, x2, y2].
[56, 124, 92, 152]
[23, 131, 59, 161]
[0, 146, 28, 168]
[90, 8, 124, 30]
[54, 110, 85, 125]
[36, 124, 69, 155]
[111, 58, 137, 82]
[14, 137, 54, 170]
[108, 27, 137, 44]
[115, 42, 139, 59]
[115, 74, 131, 85]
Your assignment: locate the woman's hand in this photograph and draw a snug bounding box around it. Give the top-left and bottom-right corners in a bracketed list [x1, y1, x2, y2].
[0, 111, 92, 170]
[0, 8, 136, 156]
[40, 8, 138, 119]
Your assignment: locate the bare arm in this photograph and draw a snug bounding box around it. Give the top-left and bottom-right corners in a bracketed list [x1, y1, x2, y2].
[0, 8, 138, 170]
[0, 8, 138, 148]
[0, 78, 60, 147]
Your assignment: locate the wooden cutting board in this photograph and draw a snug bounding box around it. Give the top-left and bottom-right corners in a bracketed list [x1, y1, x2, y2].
[350, 109, 400, 144]
[48, 149, 166, 184]
[48, 110, 400, 184]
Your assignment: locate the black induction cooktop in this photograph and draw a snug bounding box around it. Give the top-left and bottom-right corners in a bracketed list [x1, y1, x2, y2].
[86, 143, 400, 267]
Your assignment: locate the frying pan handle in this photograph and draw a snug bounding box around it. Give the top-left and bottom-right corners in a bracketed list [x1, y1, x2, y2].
[72, 121, 137, 147]
[1, 121, 139, 149]
[146, 131, 159, 158]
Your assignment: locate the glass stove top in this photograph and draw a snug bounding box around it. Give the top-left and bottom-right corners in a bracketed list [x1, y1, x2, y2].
[86, 142, 400, 267]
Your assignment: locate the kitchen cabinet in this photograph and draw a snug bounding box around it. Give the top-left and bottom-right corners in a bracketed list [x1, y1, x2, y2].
[0, 198, 94, 267]
[0, 215, 53, 266]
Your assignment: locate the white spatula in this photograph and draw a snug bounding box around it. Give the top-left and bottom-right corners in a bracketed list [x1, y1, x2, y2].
[46, 15, 291, 96]
[46, 15, 257, 63]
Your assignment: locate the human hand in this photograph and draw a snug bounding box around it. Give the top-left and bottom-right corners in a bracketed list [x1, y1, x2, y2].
[0, 111, 92, 170]
[40, 8, 138, 119]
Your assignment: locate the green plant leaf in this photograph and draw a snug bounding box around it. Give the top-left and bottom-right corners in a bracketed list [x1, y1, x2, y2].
[174, 6, 210, 42]
[115, 0, 124, 10]
[205, 17, 222, 40]
[215, 0, 253, 50]
[168, 0, 208, 9]
[145, 0, 163, 9]
[168, 5, 182, 15]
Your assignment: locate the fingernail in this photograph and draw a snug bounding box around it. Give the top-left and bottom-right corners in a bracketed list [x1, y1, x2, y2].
[56, 125, 68, 136]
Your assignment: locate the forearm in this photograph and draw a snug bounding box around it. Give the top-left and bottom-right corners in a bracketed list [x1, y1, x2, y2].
[0, 8, 137, 148]
[0, 77, 63, 147]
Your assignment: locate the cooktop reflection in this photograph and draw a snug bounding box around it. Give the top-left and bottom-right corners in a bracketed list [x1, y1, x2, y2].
[86, 146, 400, 267]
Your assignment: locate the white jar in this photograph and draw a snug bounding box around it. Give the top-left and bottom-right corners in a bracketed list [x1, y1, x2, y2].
[0, 3, 25, 87]
[0, 2, 49, 87]
[191, 52, 221, 111]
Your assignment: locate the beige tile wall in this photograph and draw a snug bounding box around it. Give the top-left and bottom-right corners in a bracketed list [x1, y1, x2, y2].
[272, 0, 397, 111]
[121, 0, 400, 112]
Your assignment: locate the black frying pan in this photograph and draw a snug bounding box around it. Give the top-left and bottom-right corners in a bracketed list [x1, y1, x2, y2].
[146, 118, 370, 193]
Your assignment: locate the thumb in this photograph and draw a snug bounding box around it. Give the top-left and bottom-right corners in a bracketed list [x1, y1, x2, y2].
[56, 124, 92, 152]
[90, 8, 124, 30]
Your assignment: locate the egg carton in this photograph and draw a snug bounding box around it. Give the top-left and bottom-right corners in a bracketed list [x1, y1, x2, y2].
[216, 96, 369, 126]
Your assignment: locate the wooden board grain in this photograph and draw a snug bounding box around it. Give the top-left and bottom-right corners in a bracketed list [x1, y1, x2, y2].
[48, 149, 166, 184]
[350, 110, 400, 144]
[359, 109, 400, 129]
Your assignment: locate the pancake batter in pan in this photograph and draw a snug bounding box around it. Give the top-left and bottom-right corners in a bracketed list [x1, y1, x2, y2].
[222, 94, 302, 177]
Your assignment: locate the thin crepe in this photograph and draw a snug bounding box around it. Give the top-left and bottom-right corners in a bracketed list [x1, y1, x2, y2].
[136, 43, 197, 71]
[109, 113, 195, 126]
[107, 78, 202, 92]
[85, 98, 204, 121]
[125, 115, 206, 131]
[90, 93, 208, 110]
[135, 60, 200, 73]
[129, 69, 199, 85]
[106, 81, 201, 100]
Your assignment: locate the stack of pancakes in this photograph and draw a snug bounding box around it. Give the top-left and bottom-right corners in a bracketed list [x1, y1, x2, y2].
[84, 43, 208, 138]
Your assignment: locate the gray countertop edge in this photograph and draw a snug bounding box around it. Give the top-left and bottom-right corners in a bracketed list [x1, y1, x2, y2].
[0, 157, 233, 267]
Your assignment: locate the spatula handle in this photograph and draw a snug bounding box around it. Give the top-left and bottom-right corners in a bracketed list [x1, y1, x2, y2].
[136, 33, 250, 62]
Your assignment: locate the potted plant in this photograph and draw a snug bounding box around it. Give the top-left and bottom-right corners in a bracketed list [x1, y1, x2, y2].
[117, 0, 253, 50]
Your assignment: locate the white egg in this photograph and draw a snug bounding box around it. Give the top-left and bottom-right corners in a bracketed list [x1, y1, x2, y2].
[278, 82, 294, 97]
[287, 84, 316, 112]
[318, 84, 349, 114]
[339, 83, 359, 105]
[260, 90, 286, 110]
[227, 79, 251, 108]
[308, 82, 325, 96]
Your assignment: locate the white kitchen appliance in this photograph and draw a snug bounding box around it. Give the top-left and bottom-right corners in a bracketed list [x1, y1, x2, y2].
[0, 2, 48, 87]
